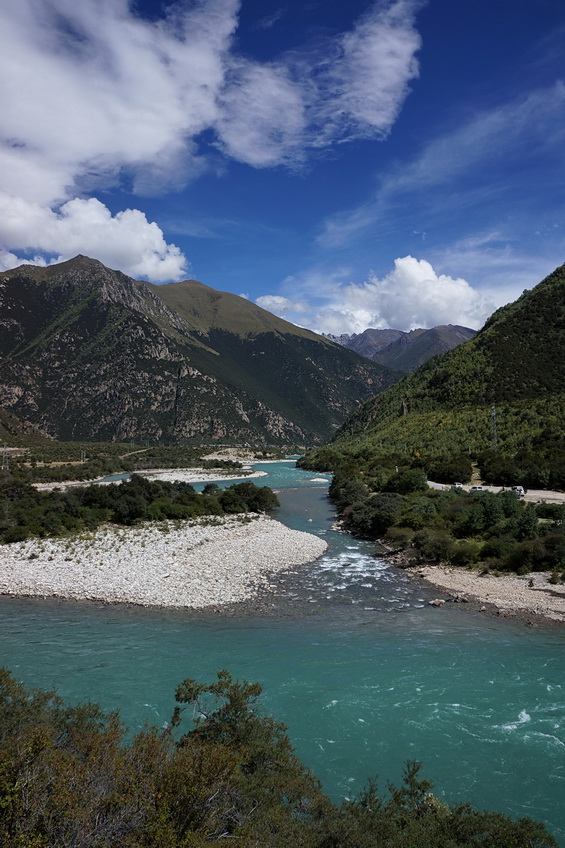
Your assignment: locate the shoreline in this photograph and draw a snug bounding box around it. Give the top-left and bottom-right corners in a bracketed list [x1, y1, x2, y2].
[139, 467, 268, 484]
[31, 450, 293, 492]
[404, 560, 565, 625]
[374, 542, 565, 625]
[0, 514, 328, 610]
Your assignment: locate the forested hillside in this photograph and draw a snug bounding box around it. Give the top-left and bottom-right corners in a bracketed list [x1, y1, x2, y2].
[308, 263, 565, 488]
[299, 264, 565, 574]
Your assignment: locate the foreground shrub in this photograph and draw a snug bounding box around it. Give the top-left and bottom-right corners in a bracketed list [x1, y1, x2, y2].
[0, 669, 557, 848]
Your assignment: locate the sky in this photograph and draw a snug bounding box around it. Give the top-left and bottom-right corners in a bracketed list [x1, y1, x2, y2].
[1, 0, 564, 335]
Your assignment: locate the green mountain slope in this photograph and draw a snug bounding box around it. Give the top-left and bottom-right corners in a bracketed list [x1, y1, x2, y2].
[147, 278, 320, 340]
[320, 262, 565, 462]
[0, 256, 400, 445]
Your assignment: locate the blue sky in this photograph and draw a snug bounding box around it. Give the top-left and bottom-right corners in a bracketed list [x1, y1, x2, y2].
[1, 0, 564, 333]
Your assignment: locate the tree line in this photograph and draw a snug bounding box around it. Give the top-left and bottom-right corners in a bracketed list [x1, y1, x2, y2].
[0, 475, 279, 544]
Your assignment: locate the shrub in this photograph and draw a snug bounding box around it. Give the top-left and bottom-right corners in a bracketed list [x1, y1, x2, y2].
[385, 468, 428, 495]
[449, 540, 479, 566]
[384, 526, 414, 548]
[414, 529, 454, 563]
[0, 669, 558, 848]
[1, 525, 30, 544]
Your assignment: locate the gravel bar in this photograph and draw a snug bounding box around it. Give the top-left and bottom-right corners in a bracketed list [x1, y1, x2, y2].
[0, 515, 328, 609]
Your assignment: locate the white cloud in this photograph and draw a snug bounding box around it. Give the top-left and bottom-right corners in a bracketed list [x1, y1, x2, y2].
[0, 250, 47, 273]
[0, 0, 421, 279]
[431, 233, 565, 311]
[273, 256, 494, 334]
[215, 62, 307, 167]
[335, 256, 493, 331]
[320, 0, 421, 141]
[217, 0, 421, 165]
[0, 195, 187, 281]
[0, 0, 242, 279]
[0, 0, 240, 205]
[256, 294, 311, 317]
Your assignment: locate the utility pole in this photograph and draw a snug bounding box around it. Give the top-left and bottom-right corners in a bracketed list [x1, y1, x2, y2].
[491, 404, 498, 451]
[2, 444, 9, 471]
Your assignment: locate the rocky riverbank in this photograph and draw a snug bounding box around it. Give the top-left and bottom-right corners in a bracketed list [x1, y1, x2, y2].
[407, 564, 565, 624]
[0, 515, 328, 609]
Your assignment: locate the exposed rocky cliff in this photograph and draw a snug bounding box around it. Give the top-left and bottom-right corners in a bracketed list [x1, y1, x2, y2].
[0, 256, 400, 445]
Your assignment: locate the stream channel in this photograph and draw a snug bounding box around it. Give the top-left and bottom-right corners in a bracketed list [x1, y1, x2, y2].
[0, 460, 564, 842]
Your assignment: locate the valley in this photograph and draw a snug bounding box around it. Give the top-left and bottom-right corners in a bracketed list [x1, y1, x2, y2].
[1, 259, 565, 846]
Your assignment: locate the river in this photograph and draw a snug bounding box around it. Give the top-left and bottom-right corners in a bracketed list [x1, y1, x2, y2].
[1, 461, 564, 843]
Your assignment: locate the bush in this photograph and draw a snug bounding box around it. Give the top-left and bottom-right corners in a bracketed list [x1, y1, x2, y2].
[1, 525, 30, 544]
[384, 526, 414, 548]
[329, 474, 369, 510]
[503, 538, 547, 572]
[449, 540, 479, 566]
[0, 474, 279, 542]
[366, 493, 405, 536]
[385, 468, 428, 495]
[0, 669, 557, 848]
[427, 455, 473, 484]
[414, 529, 454, 563]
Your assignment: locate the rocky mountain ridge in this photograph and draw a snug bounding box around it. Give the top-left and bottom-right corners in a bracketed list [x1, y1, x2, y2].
[324, 324, 476, 373]
[0, 256, 400, 445]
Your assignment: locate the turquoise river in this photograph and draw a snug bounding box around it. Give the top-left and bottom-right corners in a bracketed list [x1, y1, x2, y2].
[0, 461, 564, 843]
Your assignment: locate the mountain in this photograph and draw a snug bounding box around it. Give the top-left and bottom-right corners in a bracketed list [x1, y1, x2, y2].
[325, 262, 565, 461]
[325, 325, 476, 372]
[0, 256, 401, 445]
[0, 408, 51, 445]
[369, 325, 476, 373]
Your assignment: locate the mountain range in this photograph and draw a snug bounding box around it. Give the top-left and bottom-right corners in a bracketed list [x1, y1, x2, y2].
[325, 325, 476, 373]
[0, 256, 400, 446]
[331, 261, 565, 460]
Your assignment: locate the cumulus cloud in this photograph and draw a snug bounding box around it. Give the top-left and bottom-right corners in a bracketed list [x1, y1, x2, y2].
[0, 0, 421, 280]
[0, 195, 187, 282]
[0, 0, 243, 279]
[256, 294, 311, 317]
[334, 256, 493, 331]
[270, 257, 494, 334]
[1, 0, 239, 205]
